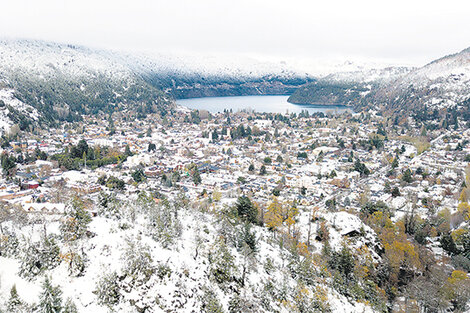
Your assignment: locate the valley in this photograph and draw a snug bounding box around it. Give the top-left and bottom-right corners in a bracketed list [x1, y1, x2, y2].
[0, 39, 469, 313]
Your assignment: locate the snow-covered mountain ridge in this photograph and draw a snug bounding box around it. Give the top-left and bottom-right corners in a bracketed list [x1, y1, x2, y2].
[287, 66, 414, 106]
[0, 38, 318, 129]
[0, 39, 173, 129]
[4, 37, 466, 127]
[371, 46, 470, 111]
[289, 45, 470, 112]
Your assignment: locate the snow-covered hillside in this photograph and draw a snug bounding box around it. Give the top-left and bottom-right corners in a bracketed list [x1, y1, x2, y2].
[0, 38, 423, 126]
[0, 39, 132, 80]
[0, 39, 173, 127]
[322, 67, 413, 85]
[0, 192, 378, 313]
[373, 46, 470, 110]
[287, 65, 414, 106]
[0, 39, 310, 83]
[0, 88, 39, 133]
[290, 46, 470, 112]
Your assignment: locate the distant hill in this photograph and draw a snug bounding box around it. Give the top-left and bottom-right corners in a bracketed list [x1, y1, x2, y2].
[6, 38, 465, 131]
[368, 46, 470, 113]
[289, 46, 470, 117]
[0, 39, 170, 130]
[287, 67, 413, 107]
[0, 39, 315, 132]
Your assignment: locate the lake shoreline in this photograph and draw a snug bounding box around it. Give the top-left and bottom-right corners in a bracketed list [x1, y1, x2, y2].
[176, 95, 354, 114]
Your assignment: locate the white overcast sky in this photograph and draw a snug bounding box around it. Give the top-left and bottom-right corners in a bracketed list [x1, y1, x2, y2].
[0, 0, 469, 65]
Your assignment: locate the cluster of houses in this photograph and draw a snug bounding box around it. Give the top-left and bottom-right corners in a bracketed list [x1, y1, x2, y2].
[0, 107, 469, 226]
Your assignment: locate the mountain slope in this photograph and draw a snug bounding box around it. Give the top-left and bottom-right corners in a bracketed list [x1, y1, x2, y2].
[369, 46, 470, 112]
[289, 46, 470, 114]
[0, 39, 314, 130]
[0, 192, 378, 313]
[287, 67, 412, 106]
[121, 52, 313, 99]
[0, 39, 170, 127]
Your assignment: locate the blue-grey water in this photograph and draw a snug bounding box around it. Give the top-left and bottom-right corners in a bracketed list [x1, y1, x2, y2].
[176, 95, 352, 114]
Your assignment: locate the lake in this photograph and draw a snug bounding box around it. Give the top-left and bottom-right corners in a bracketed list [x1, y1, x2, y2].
[176, 95, 353, 114]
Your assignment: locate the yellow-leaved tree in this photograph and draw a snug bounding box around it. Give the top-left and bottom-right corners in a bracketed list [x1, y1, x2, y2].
[212, 188, 222, 202]
[284, 201, 299, 236]
[265, 197, 299, 236]
[265, 197, 283, 232]
[379, 221, 422, 288]
[444, 270, 470, 311]
[457, 202, 470, 221]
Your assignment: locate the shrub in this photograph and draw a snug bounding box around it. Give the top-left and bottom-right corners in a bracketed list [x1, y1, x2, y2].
[156, 263, 172, 280]
[106, 176, 125, 190]
[131, 168, 146, 183]
[122, 239, 155, 283]
[95, 271, 121, 308]
[452, 255, 470, 272]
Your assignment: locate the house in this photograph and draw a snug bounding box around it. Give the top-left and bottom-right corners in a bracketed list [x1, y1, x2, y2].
[70, 183, 102, 194]
[23, 203, 66, 214]
[23, 180, 40, 189]
[198, 163, 219, 173]
[145, 166, 163, 177]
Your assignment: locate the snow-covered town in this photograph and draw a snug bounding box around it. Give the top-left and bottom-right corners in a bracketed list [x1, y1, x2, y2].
[1, 102, 470, 312]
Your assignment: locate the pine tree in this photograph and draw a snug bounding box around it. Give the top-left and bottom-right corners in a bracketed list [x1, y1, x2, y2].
[192, 168, 202, 185]
[95, 271, 121, 307]
[384, 181, 391, 193]
[107, 115, 115, 135]
[211, 129, 219, 141]
[63, 298, 78, 313]
[391, 186, 401, 197]
[201, 287, 224, 313]
[6, 285, 23, 312]
[38, 277, 62, 313]
[402, 168, 413, 183]
[148, 143, 156, 152]
[236, 196, 257, 224]
[19, 235, 60, 278]
[124, 144, 132, 156]
[61, 196, 92, 241]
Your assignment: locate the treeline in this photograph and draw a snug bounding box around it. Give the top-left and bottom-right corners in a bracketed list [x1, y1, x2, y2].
[1, 147, 48, 177]
[287, 81, 369, 106]
[51, 139, 129, 170]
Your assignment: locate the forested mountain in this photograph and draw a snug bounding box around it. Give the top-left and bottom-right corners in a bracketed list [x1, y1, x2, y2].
[289, 46, 470, 118]
[5, 38, 470, 132]
[369, 46, 470, 114]
[0, 39, 313, 131]
[288, 67, 413, 107]
[0, 39, 171, 129]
